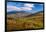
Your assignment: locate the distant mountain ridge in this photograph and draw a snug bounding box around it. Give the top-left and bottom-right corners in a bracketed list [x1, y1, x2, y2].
[15, 11, 43, 18]
[24, 11, 43, 17]
[7, 11, 43, 18]
[7, 11, 26, 14]
[7, 11, 43, 14]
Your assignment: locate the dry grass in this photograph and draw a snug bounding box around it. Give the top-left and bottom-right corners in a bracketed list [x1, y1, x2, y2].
[7, 13, 44, 31]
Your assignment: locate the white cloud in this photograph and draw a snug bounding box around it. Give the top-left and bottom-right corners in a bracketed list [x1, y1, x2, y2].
[24, 3, 34, 7]
[21, 7, 32, 10]
[7, 6, 22, 12]
[7, 4, 34, 12]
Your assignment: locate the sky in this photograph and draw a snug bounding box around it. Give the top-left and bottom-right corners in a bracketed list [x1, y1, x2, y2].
[7, 0, 44, 2]
[7, 2, 43, 13]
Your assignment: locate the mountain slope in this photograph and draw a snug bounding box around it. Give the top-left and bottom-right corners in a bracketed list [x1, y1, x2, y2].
[7, 11, 44, 31]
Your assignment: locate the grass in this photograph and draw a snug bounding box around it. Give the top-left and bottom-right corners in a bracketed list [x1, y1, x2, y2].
[7, 13, 44, 31]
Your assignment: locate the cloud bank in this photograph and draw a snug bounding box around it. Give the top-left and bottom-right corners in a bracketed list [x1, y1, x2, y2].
[7, 3, 34, 12]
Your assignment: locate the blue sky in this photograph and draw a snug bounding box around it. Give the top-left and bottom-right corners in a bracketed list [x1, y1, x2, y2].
[7, 2, 43, 13]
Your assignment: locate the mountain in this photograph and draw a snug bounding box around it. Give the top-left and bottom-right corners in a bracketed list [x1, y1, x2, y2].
[7, 11, 43, 18]
[7, 11, 44, 31]
[7, 11, 16, 14]
[24, 11, 43, 17]
[7, 11, 26, 14]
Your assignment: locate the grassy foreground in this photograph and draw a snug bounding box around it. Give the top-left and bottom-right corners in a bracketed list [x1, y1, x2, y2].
[7, 13, 44, 31]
